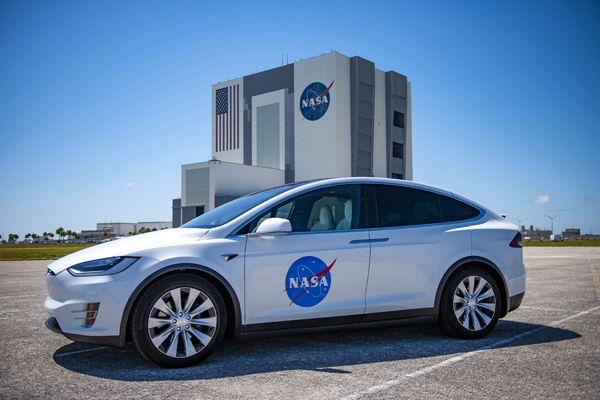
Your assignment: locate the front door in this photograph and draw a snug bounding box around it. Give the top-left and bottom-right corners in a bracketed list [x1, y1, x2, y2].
[243, 184, 371, 325]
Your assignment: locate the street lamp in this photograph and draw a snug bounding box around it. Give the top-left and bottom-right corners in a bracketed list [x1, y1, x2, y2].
[544, 215, 560, 234]
[512, 218, 527, 231]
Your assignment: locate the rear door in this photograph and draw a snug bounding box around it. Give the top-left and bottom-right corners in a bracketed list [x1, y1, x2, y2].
[243, 184, 371, 325]
[364, 184, 472, 314]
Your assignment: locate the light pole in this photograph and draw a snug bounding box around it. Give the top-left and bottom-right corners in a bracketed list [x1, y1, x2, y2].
[513, 218, 527, 231]
[544, 215, 559, 234]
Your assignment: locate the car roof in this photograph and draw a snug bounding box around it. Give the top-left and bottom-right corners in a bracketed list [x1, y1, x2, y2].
[294, 177, 454, 196]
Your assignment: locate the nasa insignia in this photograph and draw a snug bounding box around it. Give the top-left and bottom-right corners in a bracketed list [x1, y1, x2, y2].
[299, 81, 333, 121]
[285, 256, 336, 307]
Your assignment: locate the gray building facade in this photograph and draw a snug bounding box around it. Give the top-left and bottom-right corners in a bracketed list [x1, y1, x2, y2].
[173, 51, 412, 226]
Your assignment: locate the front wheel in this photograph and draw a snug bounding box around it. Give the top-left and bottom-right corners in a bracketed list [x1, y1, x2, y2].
[439, 267, 502, 339]
[131, 274, 227, 368]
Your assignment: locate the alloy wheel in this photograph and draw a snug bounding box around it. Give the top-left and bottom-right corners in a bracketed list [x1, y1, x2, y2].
[147, 287, 217, 358]
[452, 275, 497, 331]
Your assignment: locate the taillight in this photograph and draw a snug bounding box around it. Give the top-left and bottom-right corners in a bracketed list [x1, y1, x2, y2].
[509, 232, 523, 248]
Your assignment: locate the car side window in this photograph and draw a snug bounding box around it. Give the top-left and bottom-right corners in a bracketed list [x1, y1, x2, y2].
[457, 200, 480, 219]
[243, 185, 360, 233]
[371, 184, 442, 227]
[438, 194, 481, 222]
[438, 194, 463, 222]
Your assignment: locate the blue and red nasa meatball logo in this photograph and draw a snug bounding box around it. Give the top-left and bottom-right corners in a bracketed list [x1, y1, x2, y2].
[285, 256, 336, 307]
[299, 81, 334, 121]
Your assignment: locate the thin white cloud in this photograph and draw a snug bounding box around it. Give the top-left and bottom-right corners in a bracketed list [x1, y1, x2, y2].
[583, 195, 597, 205]
[126, 182, 137, 188]
[535, 194, 550, 204]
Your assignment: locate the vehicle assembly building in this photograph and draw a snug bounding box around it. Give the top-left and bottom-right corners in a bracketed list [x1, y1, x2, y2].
[173, 51, 412, 227]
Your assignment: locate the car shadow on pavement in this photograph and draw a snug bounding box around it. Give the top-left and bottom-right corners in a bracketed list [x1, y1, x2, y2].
[53, 320, 581, 381]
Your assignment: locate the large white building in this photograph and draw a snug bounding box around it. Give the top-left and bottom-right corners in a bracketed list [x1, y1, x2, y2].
[173, 51, 412, 227]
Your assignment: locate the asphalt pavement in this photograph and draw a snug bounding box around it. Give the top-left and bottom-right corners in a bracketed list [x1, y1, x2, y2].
[1, 247, 599, 399]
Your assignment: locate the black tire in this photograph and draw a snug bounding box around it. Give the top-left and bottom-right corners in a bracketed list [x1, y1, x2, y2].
[131, 273, 227, 368]
[439, 267, 502, 339]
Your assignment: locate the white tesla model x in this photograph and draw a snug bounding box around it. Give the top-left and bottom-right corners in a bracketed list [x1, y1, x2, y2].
[45, 178, 525, 368]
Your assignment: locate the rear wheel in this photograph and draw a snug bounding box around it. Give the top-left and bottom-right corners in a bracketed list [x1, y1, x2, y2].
[439, 267, 502, 339]
[131, 274, 227, 368]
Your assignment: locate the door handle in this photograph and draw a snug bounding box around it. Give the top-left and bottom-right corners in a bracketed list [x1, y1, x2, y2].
[349, 239, 371, 245]
[349, 238, 389, 245]
[369, 238, 389, 243]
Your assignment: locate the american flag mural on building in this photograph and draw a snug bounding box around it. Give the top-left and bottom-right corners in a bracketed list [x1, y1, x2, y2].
[215, 84, 240, 152]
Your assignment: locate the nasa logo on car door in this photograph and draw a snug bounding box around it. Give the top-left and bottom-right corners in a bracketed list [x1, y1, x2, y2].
[284, 256, 336, 307]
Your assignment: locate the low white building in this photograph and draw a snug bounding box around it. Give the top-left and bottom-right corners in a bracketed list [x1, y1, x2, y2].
[80, 221, 173, 241]
[173, 51, 412, 227]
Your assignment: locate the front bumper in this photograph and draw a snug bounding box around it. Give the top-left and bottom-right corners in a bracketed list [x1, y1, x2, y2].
[45, 316, 120, 347]
[44, 257, 160, 347]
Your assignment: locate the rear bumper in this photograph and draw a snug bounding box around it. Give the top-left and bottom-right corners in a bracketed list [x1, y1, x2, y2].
[508, 292, 525, 312]
[45, 317, 121, 347]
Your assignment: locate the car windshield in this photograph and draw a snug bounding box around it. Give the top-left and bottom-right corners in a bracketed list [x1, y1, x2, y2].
[182, 182, 306, 229]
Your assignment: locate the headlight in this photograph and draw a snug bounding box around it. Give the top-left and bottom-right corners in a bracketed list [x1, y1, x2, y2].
[67, 257, 139, 276]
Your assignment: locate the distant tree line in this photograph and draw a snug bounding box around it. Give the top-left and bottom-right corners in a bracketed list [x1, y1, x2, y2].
[131, 227, 160, 235]
[1, 227, 80, 244]
[2, 225, 169, 244]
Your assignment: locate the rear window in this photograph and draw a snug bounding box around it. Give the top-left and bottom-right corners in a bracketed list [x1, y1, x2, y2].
[367, 185, 482, 228]
[439, 194, 481, 222]
[457, 200, 481, 220]
[371, 185, 442, 227]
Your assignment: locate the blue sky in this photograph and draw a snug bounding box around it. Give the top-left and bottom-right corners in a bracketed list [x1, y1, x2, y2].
[1, 0, 599, 238]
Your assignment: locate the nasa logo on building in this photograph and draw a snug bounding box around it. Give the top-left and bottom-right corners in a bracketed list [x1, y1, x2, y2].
[285, 256, 336, 307]
[299, 81, 334, 121]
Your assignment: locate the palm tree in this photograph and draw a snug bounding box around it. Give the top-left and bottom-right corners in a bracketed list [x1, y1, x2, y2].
[55, 227, 65, 243]
[25, 233, 31, 242]
[32, 233, 38, 242]
[65, 230, 72, 242]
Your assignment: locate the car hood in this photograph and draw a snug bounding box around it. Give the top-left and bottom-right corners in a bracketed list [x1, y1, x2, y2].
[47, 228, 209, 274]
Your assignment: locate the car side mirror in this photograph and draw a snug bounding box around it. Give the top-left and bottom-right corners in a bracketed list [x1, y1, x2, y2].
[254, 218, 292, 235]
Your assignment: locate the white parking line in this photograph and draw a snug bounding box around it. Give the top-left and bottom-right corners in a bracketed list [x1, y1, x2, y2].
[525, 256, 576, 259]
[0, 294, 40, 300]
[54, 346, 108, 357]
[520, 305, 581, 313]
[338, 304, 600, 400]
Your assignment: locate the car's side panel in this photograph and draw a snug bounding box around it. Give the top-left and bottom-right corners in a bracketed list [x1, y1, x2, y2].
[240, 308, 434, 335]
[366, 222, 472, 313]
[469, 217, 526, 297]
[127, 236, 247, 306]
[244, 231, 371, 324]
[122, 237, 248, 340]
